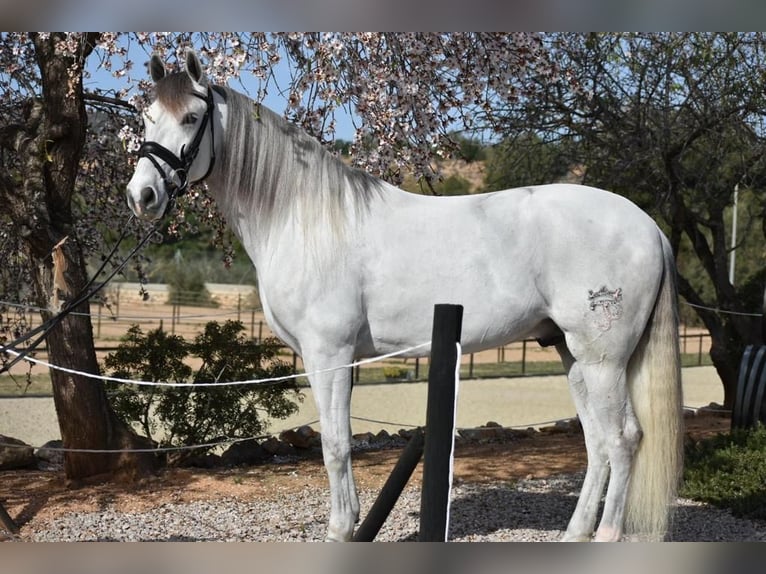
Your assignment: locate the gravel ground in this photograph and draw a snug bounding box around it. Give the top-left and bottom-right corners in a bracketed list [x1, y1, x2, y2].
[24, 472, 766, 542]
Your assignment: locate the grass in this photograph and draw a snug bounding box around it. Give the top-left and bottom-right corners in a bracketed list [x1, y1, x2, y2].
[682, 424, 766, 520]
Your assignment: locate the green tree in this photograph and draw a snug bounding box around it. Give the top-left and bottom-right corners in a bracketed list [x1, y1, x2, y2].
[492, 33, 766, 406]
[433, 174, 472, 196]
[453, 133, 487, 163]
[483, 133, 576, 192]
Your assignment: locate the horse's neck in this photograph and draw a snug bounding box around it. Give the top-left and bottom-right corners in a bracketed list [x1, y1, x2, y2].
[206, 172, 358, 272]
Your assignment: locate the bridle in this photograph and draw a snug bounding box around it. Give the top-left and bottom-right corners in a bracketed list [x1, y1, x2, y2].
[136, 85, 224, 210]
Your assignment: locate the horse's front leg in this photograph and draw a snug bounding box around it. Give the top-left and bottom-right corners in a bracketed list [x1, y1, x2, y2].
[304, 349, 359, 541]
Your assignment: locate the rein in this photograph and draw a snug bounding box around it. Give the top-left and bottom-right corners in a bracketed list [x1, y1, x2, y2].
[136, 85, 221, 215]
[0, 217, 161, 375]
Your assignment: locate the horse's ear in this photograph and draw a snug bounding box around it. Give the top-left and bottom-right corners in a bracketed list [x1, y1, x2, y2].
[185, 49, 206, 86]
[149, 54, 166, 83]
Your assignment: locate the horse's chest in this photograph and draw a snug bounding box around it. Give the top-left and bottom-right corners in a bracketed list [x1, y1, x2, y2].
[256, 285, 302, 353]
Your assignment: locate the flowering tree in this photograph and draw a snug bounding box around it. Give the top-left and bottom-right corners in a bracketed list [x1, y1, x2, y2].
[0, 32, 560, 479]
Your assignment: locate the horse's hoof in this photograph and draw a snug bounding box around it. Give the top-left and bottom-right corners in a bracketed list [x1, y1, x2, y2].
[560, 532, 591, 542]
[593, 525, 622, 542]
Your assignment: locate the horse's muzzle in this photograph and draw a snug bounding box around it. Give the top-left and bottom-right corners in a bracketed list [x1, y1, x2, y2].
[126, 185, 166, 221]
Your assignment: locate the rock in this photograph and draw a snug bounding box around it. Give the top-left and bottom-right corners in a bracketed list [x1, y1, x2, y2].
[697, 402, 729, 417]
[36, 440, 64, 463]
[261, 436, 296, 457]
[0, 436, 36, 470]
[221, 439, 270, 466]
[538, 424, 568, 435]
[398, 428, 423, 441]
[539, 418, 581, 435]
[36, 440, 64, 470]
[458, 426, 504, 443]
[502, 428, 536, 440]
[279, 425, 319, 449]
[352, 432, 376, 447]
[181, 453, 221, 468]
[375, 429, 391, 442]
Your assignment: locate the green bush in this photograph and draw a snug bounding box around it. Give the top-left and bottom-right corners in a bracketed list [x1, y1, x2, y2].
[103, 320, 302, 462]
[159, 249, 218, 307]
[382, 365, 411, 380]
[434, 174, 472, 196]
[682, 425, 766, 520]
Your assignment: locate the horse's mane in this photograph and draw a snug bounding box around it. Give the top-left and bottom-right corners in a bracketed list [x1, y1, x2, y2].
[154, 73, 384, 242]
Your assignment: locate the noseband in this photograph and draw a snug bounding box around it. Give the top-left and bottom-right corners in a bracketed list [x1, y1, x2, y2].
[137, 85, 224, 205]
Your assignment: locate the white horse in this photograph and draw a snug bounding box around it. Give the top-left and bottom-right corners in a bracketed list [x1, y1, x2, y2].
[126, 51, 683, 542]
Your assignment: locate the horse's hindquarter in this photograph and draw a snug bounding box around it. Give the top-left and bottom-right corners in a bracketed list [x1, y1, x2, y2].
[358, 184, 665, 357]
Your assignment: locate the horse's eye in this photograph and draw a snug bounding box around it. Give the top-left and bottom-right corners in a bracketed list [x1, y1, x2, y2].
[181, 113, 198, 126]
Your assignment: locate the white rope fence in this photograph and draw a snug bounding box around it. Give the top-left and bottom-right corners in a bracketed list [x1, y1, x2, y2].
[683, 300, 763, 318]
[1, 343, 430, 388]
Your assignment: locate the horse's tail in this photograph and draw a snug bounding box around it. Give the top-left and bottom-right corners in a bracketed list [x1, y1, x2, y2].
[624, 232, 683, 540]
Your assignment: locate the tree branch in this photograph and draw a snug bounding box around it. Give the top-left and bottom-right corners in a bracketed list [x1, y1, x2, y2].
[84, 92, 136, 113]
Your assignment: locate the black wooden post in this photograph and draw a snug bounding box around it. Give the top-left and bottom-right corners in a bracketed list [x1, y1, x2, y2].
[352, 430, 425, 542]
[419, 303, 463, 542]
[0, 501, 18, 536]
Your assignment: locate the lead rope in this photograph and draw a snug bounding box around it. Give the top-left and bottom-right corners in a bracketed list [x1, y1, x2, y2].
[0, 216, 161, 375]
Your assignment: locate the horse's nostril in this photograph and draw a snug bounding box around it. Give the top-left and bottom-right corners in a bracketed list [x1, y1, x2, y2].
[140, 186, 156, 207]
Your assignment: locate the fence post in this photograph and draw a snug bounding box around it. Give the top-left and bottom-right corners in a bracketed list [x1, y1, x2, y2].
[521, 339, 528, 375]
[0, 500, 18, 536]
[353, 430, 425, 541]
[419, 303, 463, 542]
[97, 301, 102, 339]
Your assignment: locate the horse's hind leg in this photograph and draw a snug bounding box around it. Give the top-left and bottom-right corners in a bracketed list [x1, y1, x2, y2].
[576, 358, 642, 542]
[304, 349, 360, 541]
[557, 343, 610, 542]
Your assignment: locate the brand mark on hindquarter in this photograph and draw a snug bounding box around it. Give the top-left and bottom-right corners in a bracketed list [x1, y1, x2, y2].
[588, 286, 623, 331]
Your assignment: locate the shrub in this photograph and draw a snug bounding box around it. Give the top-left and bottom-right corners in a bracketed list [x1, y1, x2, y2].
[682, 425, 766, 520]
[162, 249, 218, 307]
[103, 320, 302, 463]
[382, 365, 411, 380]
[434, 174, 472, 196]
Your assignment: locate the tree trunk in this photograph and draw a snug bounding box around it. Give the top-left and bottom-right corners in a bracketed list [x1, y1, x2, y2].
[30, 237, 157, 481]
[9, 33, 157, 481]
[708, 327, 739, 408]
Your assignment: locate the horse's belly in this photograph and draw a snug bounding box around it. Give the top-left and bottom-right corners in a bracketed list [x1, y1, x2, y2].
[360, 281, 548, 357]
